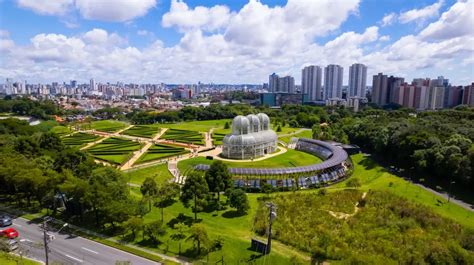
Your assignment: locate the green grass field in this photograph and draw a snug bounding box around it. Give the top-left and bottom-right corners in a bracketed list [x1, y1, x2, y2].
[121, 125, 161, 138]
[124, 163, 173, 185]
[136, 143, 189, 164]
[157, 119, 230, 132]
[178, 148, 322, 174]
[0, 252, 40, 265]
[279, 129, 312, 143]
[85, 120, 129, 133]
[62, 132, 101, 148]
[161, 129, 205, 145]
[211, 128, 229, 145]
[50, 125, 73, 136]
[327, 154, 474, 229]
[87, 137, 142, 165]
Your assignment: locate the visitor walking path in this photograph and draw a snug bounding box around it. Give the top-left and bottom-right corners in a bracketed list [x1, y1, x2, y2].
[328, 192, 367, 220]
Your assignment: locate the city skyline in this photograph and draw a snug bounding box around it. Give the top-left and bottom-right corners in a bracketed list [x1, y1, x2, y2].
[0, 0, 473, 85]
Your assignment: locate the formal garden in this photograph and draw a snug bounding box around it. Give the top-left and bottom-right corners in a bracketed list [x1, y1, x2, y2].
[161, 129, 205, 145]
[79, 120, 129, 133]
[61, 132, 101, 148]
[136, 143, 189, 164]
[121, 124, 161, 138]
[87, 137, 142, 165]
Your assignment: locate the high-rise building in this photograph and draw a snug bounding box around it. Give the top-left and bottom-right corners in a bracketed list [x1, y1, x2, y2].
[324, 64, 343, 99]
[348, 63, 367, 98]
[427, 86, 445, 109]
[90, 78, 96, 91]
[278, 76, 295, 93]
[269, 73, 279, 93]
[301, 65, 322, 101]
[462, 83, 474, 106]
[371, 73, 388, 105]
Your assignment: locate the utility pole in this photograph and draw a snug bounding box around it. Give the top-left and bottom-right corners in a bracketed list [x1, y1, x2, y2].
[42, 220, 49, 265]
[266, 202, 277, 254]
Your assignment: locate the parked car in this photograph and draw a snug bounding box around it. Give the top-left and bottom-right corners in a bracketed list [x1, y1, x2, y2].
[6, 239, 18, 251]
[0, 215, 12, 227]
[0, 228, 19, 239]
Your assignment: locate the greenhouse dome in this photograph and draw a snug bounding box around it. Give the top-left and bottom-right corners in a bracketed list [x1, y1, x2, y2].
[222, 113, 277, 160]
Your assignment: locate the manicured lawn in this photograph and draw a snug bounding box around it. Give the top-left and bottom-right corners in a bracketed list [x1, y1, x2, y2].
[120, 193, 309, 264]
[328, 154, 474, 229]
[161, 129, 205, 145]
[121, 125, 161, 138]
[88, 120, 129, 133]
[50, 125, 73, 136]
[178, 148, 322, 173]
[279, 129, 312, 143]
[153, 120, 231, 132]
[0, 252, 40, 265]
[274, 125, 301, 135]
[124, 163, 173, 185]
[87, 137, 142, 165]
[211, 128, 230, 145]
[136, 143, 189, 164]
[62, 132, 101, 148]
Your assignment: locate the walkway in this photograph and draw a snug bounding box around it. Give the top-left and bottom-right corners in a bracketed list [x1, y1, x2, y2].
[120, 128, 169, 170]
[328, 192, 367, 220]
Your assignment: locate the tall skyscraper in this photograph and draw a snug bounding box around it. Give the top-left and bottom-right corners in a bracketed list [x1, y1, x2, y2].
[90, 78, 96, 91]
[278, 76, 295, 93]
[302, 65, 322, 101]
[371, 73, 388, 105]
[269, 73, 279, 93]
[324, 64, 343, 99]
[348, 63, 367, 98]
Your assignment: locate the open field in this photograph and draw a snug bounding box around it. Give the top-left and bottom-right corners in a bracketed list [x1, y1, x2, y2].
[328, 153, 474, 229]
[87, 137, 142, 165]
[124, 163, 173, 185]
[178, 148, 322, 173]
[61, 132, 101, 148]
[161, 129, 205, 145]
[254, 189, 474, 263]
[279, 129, 312, 143]
[50, 125, 72, 136]
[136, 143, 189, 164]
[81, 120, 129, 133]
[0, 252, 41, 265]
[121, 125, 161, 138]
[154, 119, 230, 132]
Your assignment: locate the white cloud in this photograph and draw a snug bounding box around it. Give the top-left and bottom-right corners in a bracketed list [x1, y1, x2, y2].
[75, 0, 156, 22]
[17, 0, 73, 16]
[399, 0, 444, 24]
[380, 13, 397, 26]
[2, 1, 473, 85]
[419, 0, 474, 40]
[137, 30, 151, 36]
[16, 0, 156, 22]
[0, 30, 10, 38]
[162, 0, 232, 32]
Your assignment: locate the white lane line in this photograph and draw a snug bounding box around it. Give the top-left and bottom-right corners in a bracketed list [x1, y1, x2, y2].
[13, 223, 22, 228]
[19, 238, 33, 243]
[81, 247, 99, 254]
[65, 254, 83, 263]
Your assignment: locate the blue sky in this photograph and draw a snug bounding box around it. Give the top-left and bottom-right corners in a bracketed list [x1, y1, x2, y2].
[0, 0, 472, 85]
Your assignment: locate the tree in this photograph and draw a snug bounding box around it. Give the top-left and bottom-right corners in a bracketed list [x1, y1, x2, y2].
[155, 182, 180, 222]
[140, 177, 158, 211]
[276, 125, 282, 132]
[228, 189, 249, 214]
[204, 160, 231, 202]
[186, 224, 210, 255]
[180, 172, 209, 221]
[144, 220, 166, 245]
[170, 222, 188, 255]
[124, 216, 143, 240]
[224, 122, 230, 129]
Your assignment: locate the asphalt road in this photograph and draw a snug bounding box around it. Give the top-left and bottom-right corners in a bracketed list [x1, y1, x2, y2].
[3, 214, 159, 265]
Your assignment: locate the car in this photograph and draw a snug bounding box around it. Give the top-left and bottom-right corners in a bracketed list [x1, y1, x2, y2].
[0, 228, 19, 239]
[0, 215, 12, 227]
[6, 239, 18, 251]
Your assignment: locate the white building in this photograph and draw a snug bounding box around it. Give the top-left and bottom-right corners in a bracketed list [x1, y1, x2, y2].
[302, 65, 322, 101]
[324, 64, 343, 99]
[349, 63, 367, 98]
[268, 73, 279, 93]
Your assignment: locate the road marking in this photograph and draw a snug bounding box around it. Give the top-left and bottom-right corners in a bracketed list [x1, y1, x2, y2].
[19, 238, 33, 242]
[65, 254, 83, 263]
[81, 247, 99, 254]
[13, 223, 22, 228]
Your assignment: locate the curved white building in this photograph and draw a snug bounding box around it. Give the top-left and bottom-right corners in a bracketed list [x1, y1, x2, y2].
[222, 113, 278, 160]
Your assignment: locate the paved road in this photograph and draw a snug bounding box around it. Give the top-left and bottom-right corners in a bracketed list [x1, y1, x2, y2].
[5, 215, 159, 265]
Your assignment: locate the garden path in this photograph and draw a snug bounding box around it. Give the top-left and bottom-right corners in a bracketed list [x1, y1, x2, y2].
[328, 192, 367, 220]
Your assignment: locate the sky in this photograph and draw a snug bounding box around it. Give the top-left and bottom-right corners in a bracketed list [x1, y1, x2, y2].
[0, 0, 473, 85]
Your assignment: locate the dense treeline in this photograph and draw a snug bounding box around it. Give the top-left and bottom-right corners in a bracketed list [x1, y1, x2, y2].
[0, 97, 61, 120]
[334, 108, 474, 189]
[254, 190, 474, 264]
[0, 118, 135, 228]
